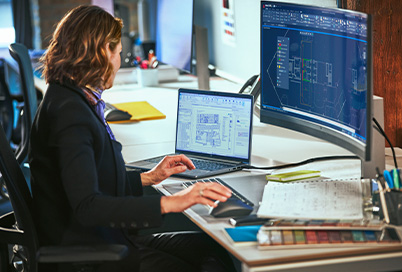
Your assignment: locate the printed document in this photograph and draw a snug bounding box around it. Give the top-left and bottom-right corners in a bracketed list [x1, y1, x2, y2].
[257, 179, 364, 220]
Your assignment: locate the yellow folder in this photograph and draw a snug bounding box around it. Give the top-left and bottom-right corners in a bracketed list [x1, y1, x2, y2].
[109, 101, 166, 123]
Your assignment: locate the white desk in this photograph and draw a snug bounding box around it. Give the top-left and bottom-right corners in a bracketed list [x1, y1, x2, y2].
[104, 76, 402, 272]
[156, 172, 402, 272]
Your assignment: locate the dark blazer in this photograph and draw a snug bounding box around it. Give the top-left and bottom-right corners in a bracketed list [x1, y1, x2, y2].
[29, 81, 163, 247]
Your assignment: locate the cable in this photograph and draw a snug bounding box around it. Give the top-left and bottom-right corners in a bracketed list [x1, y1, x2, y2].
[243, 118, 393, 172]
[244, 155, 359, 171]
[372, 117, 398, 169]
[238, 75, 258, 94]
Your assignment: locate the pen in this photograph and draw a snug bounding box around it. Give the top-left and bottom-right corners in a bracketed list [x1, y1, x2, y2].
[376, 180, 390, 224]
[148, 50, 158, 69]
[383, 170, 394, 189]
[392, 169, 400, 190]
[375, 168, 390, 224]
[148, 49, 155, 62]
[377, 168, 390, 192]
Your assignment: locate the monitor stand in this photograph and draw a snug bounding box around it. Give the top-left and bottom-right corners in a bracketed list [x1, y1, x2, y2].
[361, 95, 385, 179]
[194, 25, 210, 90]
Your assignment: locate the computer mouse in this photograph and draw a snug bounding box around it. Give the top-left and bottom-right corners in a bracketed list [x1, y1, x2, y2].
[105, 109, 132, 122]
[209, 198, 253, 218]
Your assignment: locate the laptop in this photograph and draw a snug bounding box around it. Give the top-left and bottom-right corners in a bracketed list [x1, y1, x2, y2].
[126, 88, 254, 179]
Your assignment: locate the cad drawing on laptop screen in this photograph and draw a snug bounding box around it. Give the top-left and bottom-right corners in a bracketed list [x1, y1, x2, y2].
[176, 89, 253, 163]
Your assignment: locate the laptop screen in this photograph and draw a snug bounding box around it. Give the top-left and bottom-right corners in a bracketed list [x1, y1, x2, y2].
[176, 89, 253, 162]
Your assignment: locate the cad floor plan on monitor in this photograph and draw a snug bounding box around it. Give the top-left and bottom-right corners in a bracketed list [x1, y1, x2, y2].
[261, 2, 369, 143]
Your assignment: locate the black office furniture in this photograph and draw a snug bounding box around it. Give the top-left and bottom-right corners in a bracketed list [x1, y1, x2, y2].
[0, 124, 128, 272]
[8, 43, 38, 165]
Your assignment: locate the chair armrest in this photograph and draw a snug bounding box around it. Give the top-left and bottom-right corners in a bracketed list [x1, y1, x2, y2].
[37, 244, 128, 263]
[0, 211, 25, 245]
[0, 211, 15, 228]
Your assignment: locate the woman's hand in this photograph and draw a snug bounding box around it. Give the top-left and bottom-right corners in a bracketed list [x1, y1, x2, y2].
[160, 182, 232, 214]
[140, 154, 195, 186]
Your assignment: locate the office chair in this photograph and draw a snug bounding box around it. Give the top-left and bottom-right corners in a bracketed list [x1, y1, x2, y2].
[0, 58, 14, 142]
[0, 59, 14, 218]
[0, 124, 128, 272]
[8, 43, 38, 165]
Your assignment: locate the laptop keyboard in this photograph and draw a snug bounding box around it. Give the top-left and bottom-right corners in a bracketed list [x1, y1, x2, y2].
[145, 157, 235, 171]
[182, 178, 254, 207]
[189, 159, 234, 171]
[144, 156, 164, 164]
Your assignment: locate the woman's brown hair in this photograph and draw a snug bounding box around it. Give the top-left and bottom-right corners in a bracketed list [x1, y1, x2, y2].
[41, 5, 122, 89]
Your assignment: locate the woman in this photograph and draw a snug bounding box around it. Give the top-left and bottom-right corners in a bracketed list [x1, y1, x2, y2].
[29, 5, 235, 272]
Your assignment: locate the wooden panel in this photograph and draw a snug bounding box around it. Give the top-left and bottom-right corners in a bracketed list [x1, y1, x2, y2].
[342, 0, 402, 148]
[38, 0, 91, 48]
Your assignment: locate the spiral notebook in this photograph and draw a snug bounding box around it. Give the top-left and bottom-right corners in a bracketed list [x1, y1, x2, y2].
[257, 178, 364, 220]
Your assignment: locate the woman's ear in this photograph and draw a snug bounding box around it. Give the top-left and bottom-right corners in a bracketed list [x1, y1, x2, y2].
[105, 42, 111, 57]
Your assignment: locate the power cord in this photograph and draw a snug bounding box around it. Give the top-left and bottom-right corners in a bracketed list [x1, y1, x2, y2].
[242, 117, 394, 173]
[372, 117, 398, 169]
[243, 155, 359, 171]
[238, 75, 259, 94]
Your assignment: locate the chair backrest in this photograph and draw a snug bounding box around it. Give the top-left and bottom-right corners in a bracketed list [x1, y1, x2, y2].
[0, 58, 14, 142]
[0, 124, 39, 266]
[8, 43, 38, 165]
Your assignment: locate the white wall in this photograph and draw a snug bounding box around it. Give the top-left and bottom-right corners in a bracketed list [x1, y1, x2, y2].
[92, 0, 114, 15]
[0, 1, 14, 48]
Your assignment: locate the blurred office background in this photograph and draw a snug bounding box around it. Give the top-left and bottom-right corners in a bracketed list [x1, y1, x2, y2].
[0, 0, 402, 148]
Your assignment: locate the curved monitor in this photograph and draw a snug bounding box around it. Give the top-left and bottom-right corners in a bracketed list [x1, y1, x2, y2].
[260, 1, 372, 161]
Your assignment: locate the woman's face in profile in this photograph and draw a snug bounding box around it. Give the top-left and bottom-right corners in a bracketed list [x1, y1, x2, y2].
[105, 41, 122, 89]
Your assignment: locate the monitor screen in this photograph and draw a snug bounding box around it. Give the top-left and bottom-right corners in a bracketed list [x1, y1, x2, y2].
[156, 0, 194, 73]
[260, 1, 372, 161]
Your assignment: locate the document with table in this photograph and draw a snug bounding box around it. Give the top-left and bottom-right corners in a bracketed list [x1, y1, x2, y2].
[257, 178, 364, 220]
